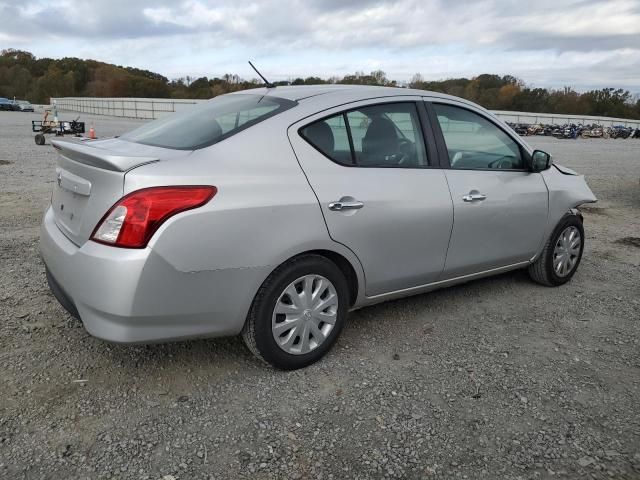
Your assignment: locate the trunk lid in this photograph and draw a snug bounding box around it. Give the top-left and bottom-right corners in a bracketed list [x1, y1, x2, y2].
[49, 138, 189, 246]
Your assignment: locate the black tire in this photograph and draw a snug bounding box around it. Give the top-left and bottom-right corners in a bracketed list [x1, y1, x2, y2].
[528, 214, 585, 286]
[34, 134, 45, 145]
[241, 254, 350, 370]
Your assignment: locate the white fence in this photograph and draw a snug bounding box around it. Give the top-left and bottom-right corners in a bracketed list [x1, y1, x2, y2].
[51, 97, 205, 119]
[51, 97, 640, 127]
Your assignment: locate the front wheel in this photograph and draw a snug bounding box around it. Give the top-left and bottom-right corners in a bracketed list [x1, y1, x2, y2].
[528, 215, 585, 286]
[242, 255, 350, 370]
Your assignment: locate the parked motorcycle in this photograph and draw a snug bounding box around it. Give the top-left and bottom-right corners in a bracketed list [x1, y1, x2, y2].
[581, 124, 608, 139]
[609, 125, 633, 139]
[552, 124, 578, 139]
[527, 124, 544, 135]
[513, 124, 530, 136]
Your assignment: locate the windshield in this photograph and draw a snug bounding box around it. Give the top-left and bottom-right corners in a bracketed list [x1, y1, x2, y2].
[121, 94, 296, 150]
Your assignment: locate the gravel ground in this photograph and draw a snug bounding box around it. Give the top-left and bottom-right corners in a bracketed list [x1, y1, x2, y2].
[0, 110, 639, 480]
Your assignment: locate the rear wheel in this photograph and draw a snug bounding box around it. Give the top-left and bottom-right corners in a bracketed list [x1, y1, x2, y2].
[34, 134, 45, 145]
[528, 215, 584, 286]
[242, 255, 349, 370]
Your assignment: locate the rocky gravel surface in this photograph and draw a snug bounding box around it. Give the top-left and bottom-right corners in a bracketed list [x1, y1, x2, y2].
[0, 111, 639, 479]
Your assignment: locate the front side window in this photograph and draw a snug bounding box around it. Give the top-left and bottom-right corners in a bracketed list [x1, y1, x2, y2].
[301, 102, 429, 168]
[122, 94, 296, 150]
[433, 103, 524, 170]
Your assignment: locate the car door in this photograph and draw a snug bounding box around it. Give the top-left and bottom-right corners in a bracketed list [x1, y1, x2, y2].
[426, 100, 549, 278]
[288, 98, 453, 297]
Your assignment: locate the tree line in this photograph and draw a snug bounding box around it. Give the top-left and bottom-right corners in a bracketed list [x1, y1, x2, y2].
[1, 49, 639, 119]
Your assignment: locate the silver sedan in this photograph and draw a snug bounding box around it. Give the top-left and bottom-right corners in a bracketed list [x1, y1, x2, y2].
[40, 85, 596, 369]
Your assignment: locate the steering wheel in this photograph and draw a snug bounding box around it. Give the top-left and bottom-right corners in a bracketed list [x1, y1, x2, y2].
[396, 138, 415, 165]
[451, 151, 464, 167]
[487, 156, 513, 169]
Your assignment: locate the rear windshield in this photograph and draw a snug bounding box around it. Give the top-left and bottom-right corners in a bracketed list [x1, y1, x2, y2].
[121, 94, 296, 150]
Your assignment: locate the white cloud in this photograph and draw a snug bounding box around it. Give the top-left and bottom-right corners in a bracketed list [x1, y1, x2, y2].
[1, 0, 639, 90]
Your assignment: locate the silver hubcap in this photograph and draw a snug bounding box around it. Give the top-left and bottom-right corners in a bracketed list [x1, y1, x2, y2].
[272, 275, 338, 355]
[553, 226, 581, 277]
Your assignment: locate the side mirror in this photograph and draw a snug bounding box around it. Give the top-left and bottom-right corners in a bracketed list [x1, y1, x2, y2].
[530, 150, 552, 172]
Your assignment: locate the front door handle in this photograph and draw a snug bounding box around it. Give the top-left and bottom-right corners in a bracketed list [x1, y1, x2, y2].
[329, 199, 364, 211]
[462, 192, 487, 202]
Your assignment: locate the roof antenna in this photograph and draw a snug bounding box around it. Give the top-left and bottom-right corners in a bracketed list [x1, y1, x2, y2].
[248, 61, 275, 88]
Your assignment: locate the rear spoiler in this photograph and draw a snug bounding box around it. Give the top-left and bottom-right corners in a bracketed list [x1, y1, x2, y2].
[50, 139, 159, 172]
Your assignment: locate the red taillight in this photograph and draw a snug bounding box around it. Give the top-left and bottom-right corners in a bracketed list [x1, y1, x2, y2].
[91, 186, 217, 248]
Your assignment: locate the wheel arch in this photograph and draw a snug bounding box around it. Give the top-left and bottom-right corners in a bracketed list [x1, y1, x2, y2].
[538, 165, 596, 260]
[302, 249, 360, 306]
[263, 247, 364, 308]
[531, 208, 584, 262]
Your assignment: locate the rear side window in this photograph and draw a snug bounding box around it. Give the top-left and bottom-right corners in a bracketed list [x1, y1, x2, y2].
[299, 114, 353, 166]
[122, 94, 296, 150]
[301, 102, 429, 168]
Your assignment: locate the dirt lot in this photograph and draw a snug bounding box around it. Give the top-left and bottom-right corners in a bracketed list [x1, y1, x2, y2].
[0, 111, 639, 480]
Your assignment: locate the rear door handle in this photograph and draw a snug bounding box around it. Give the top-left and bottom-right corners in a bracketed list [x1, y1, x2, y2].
[329, 200, 364, 211]
[462, 193, 487, 202]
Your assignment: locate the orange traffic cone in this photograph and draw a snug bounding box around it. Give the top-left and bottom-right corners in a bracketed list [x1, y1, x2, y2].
[88, 124, 97, 139]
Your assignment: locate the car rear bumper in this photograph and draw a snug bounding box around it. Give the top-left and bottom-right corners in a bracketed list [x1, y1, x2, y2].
[40, 207, 269, 343]
[45, 267, 80, 319]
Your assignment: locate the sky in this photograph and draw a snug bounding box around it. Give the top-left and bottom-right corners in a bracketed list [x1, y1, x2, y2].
[1, 0, 640, 92]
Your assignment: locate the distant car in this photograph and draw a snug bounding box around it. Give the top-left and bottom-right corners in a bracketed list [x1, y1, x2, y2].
[41, 85, 597, 369]
[17, 100, 34, 112]
[0, 98, 14, 111]
[7, 100, 21, 111]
